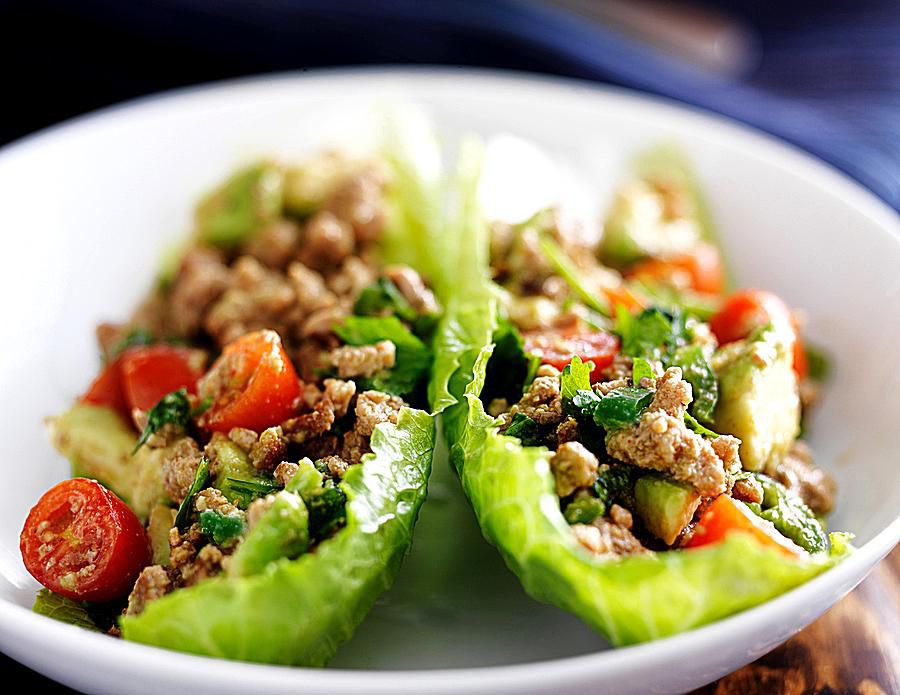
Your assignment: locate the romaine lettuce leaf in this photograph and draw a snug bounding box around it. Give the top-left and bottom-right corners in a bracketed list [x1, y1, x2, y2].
[121, 407, 435, 665]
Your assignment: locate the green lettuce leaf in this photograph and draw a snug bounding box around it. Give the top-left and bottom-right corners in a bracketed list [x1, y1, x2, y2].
[436, 138, 850, 644]
[33, 589, 100, 632]
[121, 407, 435, 665]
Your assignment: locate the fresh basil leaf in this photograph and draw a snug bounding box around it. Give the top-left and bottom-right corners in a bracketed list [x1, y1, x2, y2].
[175, 457, 209, 529]
[334, 315, 431, 397]
[560, 355, 593, 402]
[353, 277, 418, 323]
[133, 388, 192, 454]
[199, 510, 245, 546]
[670, 344, 718, 423]
[631, 357, 655, 386]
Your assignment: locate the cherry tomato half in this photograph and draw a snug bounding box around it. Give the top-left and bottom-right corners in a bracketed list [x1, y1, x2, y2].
[119, 345, 204, 412]
[200, 329, 301, 433]
[627, 242, 725, 295]
[684, 494, 803, 558]
[20, 478, 150, 602]
[708, 289, 806, 379]
[524, 330, 620, 382]
[81, 358, 129, 419]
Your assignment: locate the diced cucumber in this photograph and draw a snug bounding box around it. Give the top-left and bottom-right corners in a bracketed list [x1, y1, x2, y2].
[634, 475, 701, 546]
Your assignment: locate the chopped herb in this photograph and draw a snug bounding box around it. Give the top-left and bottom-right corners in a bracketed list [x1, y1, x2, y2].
[538, 234, 612, 317]
[334, 315, 431, 397]
[631, 357, 655, 386]
[108, 328, 154, 360]
[353, 277, 418, 323]
[560, 355, 593, 402]
[175, 457, 209, 529]
[753, 474, 829, 554]
[219, 475, 280, 510]
[133, 388, 193, 454]
[199, 510, 245, 546]
[306, 484, 348, 541]
[684, 412, 720, 438]
[670, 345, 717, 423]
[503, 413, 544, 446]
[191, 396, 214, 417]
[616, 306, 687, 362]
[592, 465, 638, 512]
[573, 386, 653, 431]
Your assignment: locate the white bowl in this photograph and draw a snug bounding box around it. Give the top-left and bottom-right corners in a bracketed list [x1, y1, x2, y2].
[0, 68, 897, 695]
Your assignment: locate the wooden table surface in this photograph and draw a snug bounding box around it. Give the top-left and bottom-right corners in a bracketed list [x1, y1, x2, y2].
[695, 545, 899, 695]
[4, 547, 898, 692]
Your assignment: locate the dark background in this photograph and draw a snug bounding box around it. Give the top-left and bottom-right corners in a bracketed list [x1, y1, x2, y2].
[1, 0, 898, 688]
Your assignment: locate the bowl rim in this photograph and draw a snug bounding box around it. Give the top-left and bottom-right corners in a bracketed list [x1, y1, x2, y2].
[1, 66, 898, 692]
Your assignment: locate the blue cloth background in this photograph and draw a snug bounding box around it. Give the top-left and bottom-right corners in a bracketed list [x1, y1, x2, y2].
[1, 0, 898, 208]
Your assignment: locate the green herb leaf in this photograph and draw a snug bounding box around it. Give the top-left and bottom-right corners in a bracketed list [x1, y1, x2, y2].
[108, 328, 154, 360]
[353, 277, 418, 323]
[334, 316, 431, 397]
[133, 388, 192, 454]
[219, 475, 280, 510]
[805, 343, 831, 381]
[569, 384, 652, 431]
[592, 465, 638, 511]
[616, 307, 687, 361]
[754, 474, 829, 554]
[199, 510, 245, 546]
[560, 355, 593, 402]
[631, 357, 654, 386]
[305, 484, 348, 542]
[503, 413, 544, 446]
[670, 344, 717, 423]
[175, 457, 209, 529]
[538, 234, 612, 317]
[32, 589, 100, 631]
[684, 412, 720, 438]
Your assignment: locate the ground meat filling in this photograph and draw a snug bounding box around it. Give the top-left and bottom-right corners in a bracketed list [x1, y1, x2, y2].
[572, 518, 648, 557]
[605, 367, 739, 497]
[774, 441, 836, 515]
[550, 442, 599, 497]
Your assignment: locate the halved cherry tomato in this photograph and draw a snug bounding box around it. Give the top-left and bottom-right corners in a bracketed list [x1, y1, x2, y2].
[20, 478, 150, 602]
[200, 329, 301, 433]
[120, 345, 203, 412]
[627, 243, 725, 295]
[684, 495, 803, 557]
[524, 330, 620, 382]
[708, 289, 806, 378]
[81, 358, 129, 419]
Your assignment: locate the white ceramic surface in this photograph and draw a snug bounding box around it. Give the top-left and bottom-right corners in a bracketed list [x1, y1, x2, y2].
[0, 69, 897, 695]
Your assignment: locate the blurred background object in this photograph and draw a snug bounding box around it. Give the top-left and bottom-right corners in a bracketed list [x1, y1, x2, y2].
[2, 0, 898, 208]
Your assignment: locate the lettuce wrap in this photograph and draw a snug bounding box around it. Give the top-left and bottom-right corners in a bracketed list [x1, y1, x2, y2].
[438, 142, 850, 646]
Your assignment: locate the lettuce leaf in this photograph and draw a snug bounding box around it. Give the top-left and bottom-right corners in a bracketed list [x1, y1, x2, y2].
[121, 407, 435, 665]
[437, 139, 850, 645]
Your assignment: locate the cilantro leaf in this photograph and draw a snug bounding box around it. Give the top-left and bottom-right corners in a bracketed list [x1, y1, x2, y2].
[631, 357, 654, 385]
[175, 457, 209, 529]
[560, 355, 593, 401]
[616, 306, 687, 361]
[334, 315, 431, 397]
[133, 388, 193, 454]
[353, 277, 418, 323]
[503, 413, 544, 446]
[670, 345, 717, 423]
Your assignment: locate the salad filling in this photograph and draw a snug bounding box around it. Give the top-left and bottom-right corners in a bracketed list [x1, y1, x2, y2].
[22, 148, 440, 662]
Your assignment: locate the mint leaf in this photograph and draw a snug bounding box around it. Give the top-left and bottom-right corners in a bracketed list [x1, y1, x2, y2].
[133, 388, 192, 454]
[33, 589, 100, 631]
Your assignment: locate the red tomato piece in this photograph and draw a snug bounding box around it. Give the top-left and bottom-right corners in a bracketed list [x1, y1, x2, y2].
[628, 242, 725, 295]
[20, 478, 150, 602]
[708, 289, 806, 378]
[200, 329, 301, 433]
[120, 345, 204, 413]
[81, 357, 129, 419]
[524, 330, 620, 382]
[684, 495, 803, 558]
